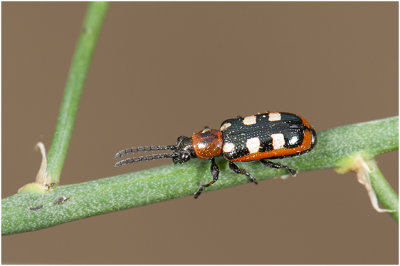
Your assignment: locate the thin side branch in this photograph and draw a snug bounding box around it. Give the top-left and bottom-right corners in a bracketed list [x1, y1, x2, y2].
[45, 2, 108, 185]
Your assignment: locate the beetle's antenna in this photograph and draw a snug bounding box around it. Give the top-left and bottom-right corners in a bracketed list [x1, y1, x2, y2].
[115, 145, 176, 159]
[115, 153, 177, 167]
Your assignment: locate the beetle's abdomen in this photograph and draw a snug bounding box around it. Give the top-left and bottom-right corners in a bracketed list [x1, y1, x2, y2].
[220, 112, 316, 162]
[192, 129, 223, 159]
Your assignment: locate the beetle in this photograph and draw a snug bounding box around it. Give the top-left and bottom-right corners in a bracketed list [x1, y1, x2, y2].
[115, 111, 317, 198]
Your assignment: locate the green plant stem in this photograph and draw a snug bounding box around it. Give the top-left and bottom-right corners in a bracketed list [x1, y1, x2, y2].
[2, 116, 398, 235]
[369, 161, 399, 221]
[46, 2, 108, 185]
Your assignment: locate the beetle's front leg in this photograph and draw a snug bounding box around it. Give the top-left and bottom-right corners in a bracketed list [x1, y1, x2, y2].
[194, 157, 219, 199]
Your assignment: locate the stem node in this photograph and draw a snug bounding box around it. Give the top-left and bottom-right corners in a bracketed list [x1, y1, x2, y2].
[18, 142, 55, 193]
[336, 153, 397, 214]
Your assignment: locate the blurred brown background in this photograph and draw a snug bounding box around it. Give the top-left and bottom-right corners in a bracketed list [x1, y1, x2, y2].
[2, 2, 398, 264]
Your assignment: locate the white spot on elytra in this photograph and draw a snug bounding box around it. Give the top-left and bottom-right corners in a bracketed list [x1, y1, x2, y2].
[268, 112, 281, 121]
[271, 133, 285, 149]
[243, 115, 256, 125]
[246, 137, 261, 154]
[289, 135, 299, 145]
[223, 142, 235, 153]
[220, 122, 231, 131]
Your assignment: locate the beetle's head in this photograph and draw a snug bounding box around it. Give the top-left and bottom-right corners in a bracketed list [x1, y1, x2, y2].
[172, 136, 196, 164]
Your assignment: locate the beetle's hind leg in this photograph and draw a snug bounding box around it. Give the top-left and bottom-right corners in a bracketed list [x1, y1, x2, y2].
[194, 157, 219, 199]
[229, 162, 258, 184]
[260, 159, 297, 176]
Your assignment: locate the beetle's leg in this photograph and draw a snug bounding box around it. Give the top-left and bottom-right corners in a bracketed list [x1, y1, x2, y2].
[260, 159, 297, 176]
[229, 162, 258, 184]
[194, 157, 219, 199]
[236, 115, 244, 119]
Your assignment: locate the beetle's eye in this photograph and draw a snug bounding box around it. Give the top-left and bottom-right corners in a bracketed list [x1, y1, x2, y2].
[180, 151, 191, 162]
